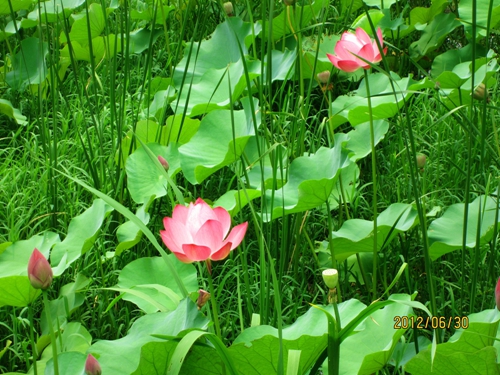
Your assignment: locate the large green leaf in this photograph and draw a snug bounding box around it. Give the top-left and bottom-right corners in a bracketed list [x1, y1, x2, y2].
[173, 17, 260, 87]
[458, 0, 500, 39]
[409, 13, 461, 60]
[89, 298, 209, 375]
[130, 4, 174, 24]
[6, 37, 49, 91]
[431, 44, 490, 78]
[27, 0, 85, 23]
[178, 97, 259, 184]
[242, 137, 288, 191]
[405, 309, 500, 374]
[431, 50, 499, 108]
[330, 72, 433, 128]
[173, 59, 261, 117]
[320, 203, 419, 262]
[428, 195, 500, 260]
[116, 256, 198, 314]
[257, 0, 327, 41]
[126, 142, 181, 204]
[0, 99, 28, 125]
[50, 199, 113, 274]
[0, 0, 32, 14]
[59, 3, 110, 44]
[213, 189, 262, 217]
[114, 203, 151, 256]
[261, 135, 352, 222]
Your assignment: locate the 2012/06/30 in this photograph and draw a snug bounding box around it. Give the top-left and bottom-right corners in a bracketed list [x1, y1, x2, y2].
[394, 315, 469, 329]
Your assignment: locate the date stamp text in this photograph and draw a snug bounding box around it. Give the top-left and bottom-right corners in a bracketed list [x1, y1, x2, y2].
[394, 316, 469, 330]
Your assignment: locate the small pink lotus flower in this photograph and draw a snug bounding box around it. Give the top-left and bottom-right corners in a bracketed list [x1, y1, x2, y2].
[495, 277, 500, 310]
[27, 248, 53, 290]
[85, 354, 102, 375]
[161, 198, 248, 263]
[327, 28, 387, 73]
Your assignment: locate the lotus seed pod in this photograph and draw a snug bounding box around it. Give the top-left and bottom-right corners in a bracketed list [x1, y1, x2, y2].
[416, 153, 426, 169]
[322, 269, 338, 289]
[283, 0, 296, 5]
[472, 83, 488, 101]
[223, 2, 234, 16]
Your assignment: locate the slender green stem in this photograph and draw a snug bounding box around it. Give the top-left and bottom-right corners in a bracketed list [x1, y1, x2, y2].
[363, 69, 378, 301]
[42, 291, 59, 375]
[206, 261, 222, 339]
[28, 305, 38, 375]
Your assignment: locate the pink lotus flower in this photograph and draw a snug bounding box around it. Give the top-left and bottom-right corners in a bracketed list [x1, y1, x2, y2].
[85, 354, 102, 375]
[327, 28, 387, 73]
[496, 277, 500, 310]
[160, 198, 248, 263]
[27, 248, 53, 290]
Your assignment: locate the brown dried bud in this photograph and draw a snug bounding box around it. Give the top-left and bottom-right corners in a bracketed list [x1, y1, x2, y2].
[196, 289, 210, 310]
[317, 71, 331, 84]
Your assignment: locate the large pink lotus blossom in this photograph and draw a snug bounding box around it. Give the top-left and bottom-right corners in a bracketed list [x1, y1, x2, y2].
[27, 248, 53, 290]
[327, 28, 387, 73]
[160, 198, 248, 263]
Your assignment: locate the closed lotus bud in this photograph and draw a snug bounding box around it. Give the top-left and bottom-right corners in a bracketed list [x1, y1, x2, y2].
[28, 248, 53, 290]
[196, 289, 210, 310]
[416, 153, 426, 169]
[472, 83, 488, 101]
[85, 354, 102, 375]
[495, 277, 500, 311]
[157, 155, 169, 172]
[223, 2, 234, 16]
[317, 71, 330, 84]
[322, 269, 338, 289]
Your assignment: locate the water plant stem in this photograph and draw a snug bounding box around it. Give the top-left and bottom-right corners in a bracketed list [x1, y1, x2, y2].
[363, 69, 379, 301]
[42, 291, 59, 375]
[206, 261, 222, 339]
[28, 305, 38, 375]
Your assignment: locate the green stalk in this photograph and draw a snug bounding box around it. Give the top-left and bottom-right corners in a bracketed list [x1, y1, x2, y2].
[42, 291, 59, 375]
[206, 261, 222, 339]
[28, 305, 38, 375]
[363, 69, 379, 301]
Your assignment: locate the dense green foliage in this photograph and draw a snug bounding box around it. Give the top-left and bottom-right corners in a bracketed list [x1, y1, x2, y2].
[1, 0, 500, 374]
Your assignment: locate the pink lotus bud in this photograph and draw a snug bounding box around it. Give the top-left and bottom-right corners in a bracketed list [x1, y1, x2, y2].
[27, 248, 53, 290]
[85, 354, 102, 375]
[496, 277, 500, 310]
[223, 2, 234, 16]
[157, 155, 169, 172]
[196, 289, 211, 310]
[317, 71, 331, 84]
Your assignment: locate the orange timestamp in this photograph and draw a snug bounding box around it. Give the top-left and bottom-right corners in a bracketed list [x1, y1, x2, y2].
[394, 315, 469, 330]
